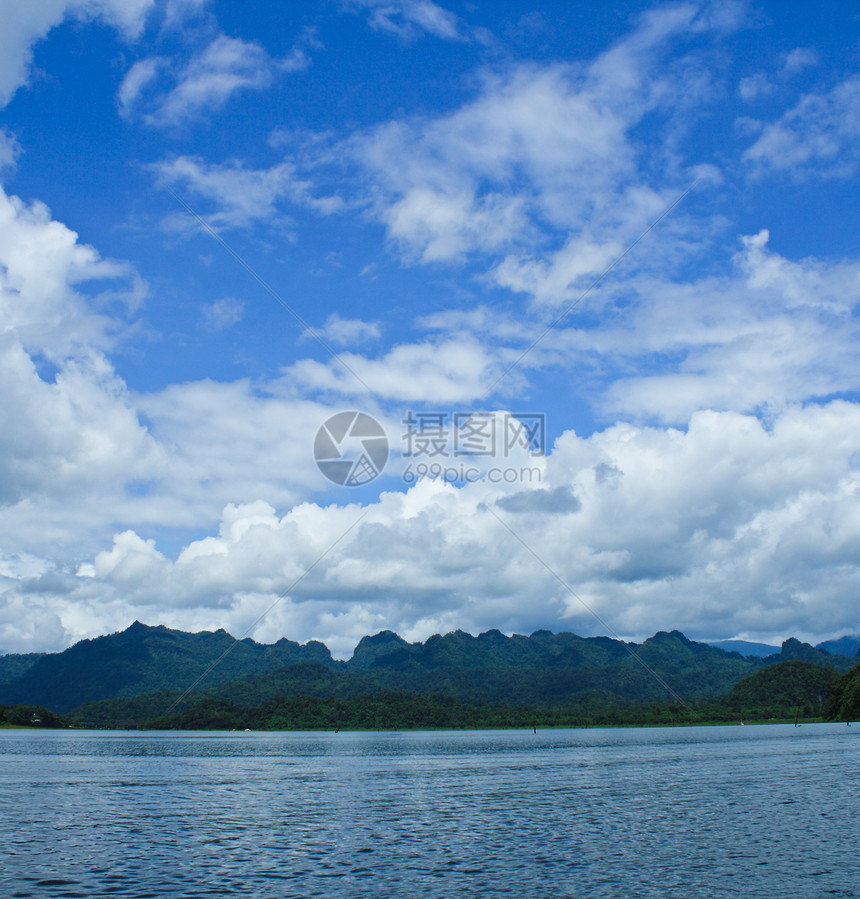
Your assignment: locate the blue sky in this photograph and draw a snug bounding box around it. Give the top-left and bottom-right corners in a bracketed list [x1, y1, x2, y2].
[1, 0, 860, 655]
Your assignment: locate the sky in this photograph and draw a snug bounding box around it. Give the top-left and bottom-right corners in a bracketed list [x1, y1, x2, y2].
[1, 0, 859, 656]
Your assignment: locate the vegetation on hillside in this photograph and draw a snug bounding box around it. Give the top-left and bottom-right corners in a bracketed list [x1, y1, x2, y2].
[0, 652, 46, 685]
[0, 621, 333, 713]
[826, 662, 860, 722]
[725, 660, 837, 719]
[1, 703, 68, 728]
[2, 622, 857, 729]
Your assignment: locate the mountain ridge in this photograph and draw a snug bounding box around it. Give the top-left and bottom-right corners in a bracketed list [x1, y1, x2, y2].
[2, 621, 857, 717]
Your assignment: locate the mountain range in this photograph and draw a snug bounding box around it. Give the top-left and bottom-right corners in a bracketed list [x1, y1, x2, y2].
[1, 622, 858, 726]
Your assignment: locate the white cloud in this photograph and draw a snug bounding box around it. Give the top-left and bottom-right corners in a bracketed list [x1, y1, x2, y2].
[350, 4, 728, 280]
[0, 182, 355, 587]
[202, 296, 244, 330]
[579, 230, 860, 423]
[94, 530, 170, 589]
[6, 402, 860, 654]
[162, 0, 210, 30]
[0, 186, 138, 359]
[739, 72, 773, 103]
[492, 235, 622, 309]
[284, 335, 513, 403]
[309, 313, 381, 347]
[134, 379, 339, 523]
[124, 33, 311, 126]
[352, 0, 465, 41]
[417, 305, 532, 342]
[86, 0, 153, 37]
[281, 224, 860, 420]
[1, 182, 858, 654]
[0, 0, 154, 108]
[355, 63, 634, 262]
[0, 340, 157, 508]
[782, 47, 818, 76]
[744, 74, 860, 177]
[5, 0, 860, 666]
[0, 129, 20, 171]
[738, 48, 819, 106]
[117, 56, 164, 118]
[0, 187, 162, 534]
[155, 35, 277, 124]
[153, 155, 343, 231]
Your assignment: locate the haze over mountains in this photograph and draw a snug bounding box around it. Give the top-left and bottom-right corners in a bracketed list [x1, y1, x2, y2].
[1, 622, 857, 723]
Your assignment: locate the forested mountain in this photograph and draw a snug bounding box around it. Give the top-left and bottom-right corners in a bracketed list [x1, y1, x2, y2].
[2, 622, 857, 724]
[338, 629, 758, 706]
[771, 637, 856, 670]
[706, 640, 778, 657]
[826, 662, 860, 722]
[0, 652, 45, 684]
[816, 635, 860, 658]
[1, 703, 67, 728]
[726, 660, 838, 719]
[0, 621, 332, 713]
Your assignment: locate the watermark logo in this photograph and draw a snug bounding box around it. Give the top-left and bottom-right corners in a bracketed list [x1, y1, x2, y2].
[314, 410, 545, 487]
[402, 411, 545, 459]
[402, 411, 545, 486]
[314, 411, 389, 486]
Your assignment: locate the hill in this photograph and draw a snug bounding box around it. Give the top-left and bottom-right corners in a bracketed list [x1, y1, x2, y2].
[707, 640, 778, 657]
[59, 627, 856, 728]
[0, 621, 333, 714]
[1, 703, 68, 728]
[817, 635, 860, 658]
[3, 622, 857, 726]
[762, 637, 856, 672]
[825, 662, 860, 722]
[0, 652, 46, 685]
[726, 660, 837, 719]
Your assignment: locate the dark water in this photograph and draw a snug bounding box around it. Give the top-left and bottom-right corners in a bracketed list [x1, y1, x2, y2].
[1, 724, 858, 898]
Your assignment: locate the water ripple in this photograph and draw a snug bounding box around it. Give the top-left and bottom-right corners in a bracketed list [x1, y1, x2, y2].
[0, 724, 858, 897]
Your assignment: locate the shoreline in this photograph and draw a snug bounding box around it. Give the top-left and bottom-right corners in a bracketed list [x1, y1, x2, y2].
[4, 716, 840, 734]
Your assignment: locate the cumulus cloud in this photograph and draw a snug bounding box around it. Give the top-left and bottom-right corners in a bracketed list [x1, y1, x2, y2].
[496, 485, 581, 515]
[0, 185, 164, 553]
[354, 63, 633, 262]
[4, 0, 860, 665]
[276, 223, 860, 420]
[162, 0, 210, 30]
[738, 48, 818, 105]
[0, 182, 372, 599]
[0, 186, 139, 359]
[157, 36, 281, 123]
[744, 74, 860, 178]
[6, 403, 860, 654]
[0, 339, 157, 509]
[134, 379, 349, 523]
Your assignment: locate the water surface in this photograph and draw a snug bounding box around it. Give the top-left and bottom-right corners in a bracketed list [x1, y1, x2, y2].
[1, 724, 857, 897]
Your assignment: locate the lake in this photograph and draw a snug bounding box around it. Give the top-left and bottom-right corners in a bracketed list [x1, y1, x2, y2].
[1, 724, 857, 897]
